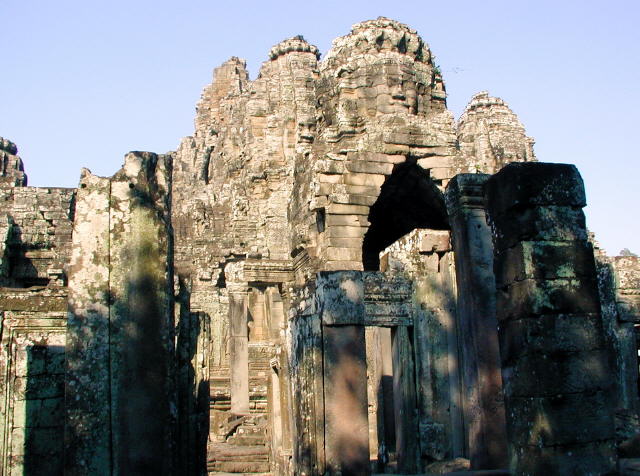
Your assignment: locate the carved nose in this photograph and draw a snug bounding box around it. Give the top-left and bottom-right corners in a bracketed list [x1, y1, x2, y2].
[391, 85, 405, 100]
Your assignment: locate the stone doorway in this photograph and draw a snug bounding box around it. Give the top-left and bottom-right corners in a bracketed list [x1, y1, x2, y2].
[318, 271, 430, 475]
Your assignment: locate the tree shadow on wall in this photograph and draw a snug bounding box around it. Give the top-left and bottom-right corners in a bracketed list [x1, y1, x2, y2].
[323, 324, 370, 475]
[491, 245, 620, 473]
[64, 178, 211, 475]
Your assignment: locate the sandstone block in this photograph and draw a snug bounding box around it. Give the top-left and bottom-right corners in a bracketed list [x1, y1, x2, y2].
[319, 173, 343, 184]
[420, 230, 451, 253]
[417, 156, 454, 169]
[429, 166, 453, 181]
[513, 440, 616, 476]
[486, 162, 586, 217]
[326, 213, 370, 227]
[326, 236, 364, 248]
[347, 151, 405, 164]
[502, 348, 611, 397]
[343, 172, 386, 187]
[496, 277, 600, 321]
[325, 246, 361, 262]
[490, 206, 588, 251]
[506, 390, 614, 448]
[324, 260, 363, 271]
[345, 160, 394, 175]
[316, 271, 364, 325]
[494, 240, 598, 288]
[325, 225, 366, 238]
[498, 313, 605, 363]
[327, 203, 370, 215]
[329, 192, 378, 206]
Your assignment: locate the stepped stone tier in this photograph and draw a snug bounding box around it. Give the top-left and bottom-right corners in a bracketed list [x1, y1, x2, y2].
[0, 17, 638, 476]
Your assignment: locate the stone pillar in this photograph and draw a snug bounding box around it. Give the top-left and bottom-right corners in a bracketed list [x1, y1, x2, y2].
[612, 255, 640, 414]
[225, 262, 249, 415]
[66, 152, 175, 475]
[109, 152, 174, 474]
[596, 250, 640, 435]
[485, 162, 616, 475]
[445, 174, 508, 469]
[323, 325, 370, 475]
[392, 325, 419, 474]
[317, 271, 370, 475]
[65, 171, 111, 475]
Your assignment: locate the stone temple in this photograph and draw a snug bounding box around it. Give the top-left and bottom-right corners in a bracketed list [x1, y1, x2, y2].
[0, 17, 638, 476]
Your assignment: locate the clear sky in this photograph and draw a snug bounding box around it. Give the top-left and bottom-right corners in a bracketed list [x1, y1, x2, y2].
[2, 0, 638, 255]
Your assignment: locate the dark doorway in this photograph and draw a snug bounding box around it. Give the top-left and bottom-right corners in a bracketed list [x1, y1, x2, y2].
[362, 158, 448, 270]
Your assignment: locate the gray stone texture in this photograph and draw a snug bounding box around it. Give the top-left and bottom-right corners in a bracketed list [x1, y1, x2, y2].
[486, 162, 617, 475]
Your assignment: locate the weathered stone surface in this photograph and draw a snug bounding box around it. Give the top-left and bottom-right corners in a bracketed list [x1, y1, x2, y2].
[65, 153, 175, 475]
[381, 229, 465, 466]
[486, 162, 586, 217]
[0, 137, 27, 186]
[614, 255, 640, 322]
[499, 313, 606, 363]
[0, 15, 633, 476]
[495, 276, 601, 320]
[316, 271, 365, 325]
[323, 325, 369, 475]
[494, 240, 598, 287]
[445, 173, 508, 470]
[65, 170, 111, 475]
[456, 92, 536, 175]
[486, 162, 616, 475]
[0, 313, 66, 476]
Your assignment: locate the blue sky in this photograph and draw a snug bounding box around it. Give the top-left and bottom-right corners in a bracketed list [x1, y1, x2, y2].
[1, 0, 638, 255]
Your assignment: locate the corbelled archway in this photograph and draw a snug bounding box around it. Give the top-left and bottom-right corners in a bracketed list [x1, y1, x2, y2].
[362, 157, 449, 270]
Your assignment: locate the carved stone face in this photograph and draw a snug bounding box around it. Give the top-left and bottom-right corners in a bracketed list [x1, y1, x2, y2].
[375, 69, 419, 115]
[333, 62, 421, 124]
[297, 116, 316, 144]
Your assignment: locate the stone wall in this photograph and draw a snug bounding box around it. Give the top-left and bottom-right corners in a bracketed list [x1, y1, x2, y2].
[0, 138, 74, 475]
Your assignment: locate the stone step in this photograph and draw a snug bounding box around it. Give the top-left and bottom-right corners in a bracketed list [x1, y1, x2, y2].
[212, 454, 268, 463]
[208, 473, 270, 476]
[208, 444, 268, 461]
[207, 460, 270, 473]
[207, 442, 270, 474]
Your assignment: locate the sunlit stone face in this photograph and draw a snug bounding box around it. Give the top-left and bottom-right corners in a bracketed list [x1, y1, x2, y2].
[332, 62, 424, 125]
[296, 116, 316, 144]
[374, 68, 419, 115]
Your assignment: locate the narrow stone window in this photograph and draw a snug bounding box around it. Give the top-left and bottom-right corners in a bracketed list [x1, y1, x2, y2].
[316, 207, 326, 233]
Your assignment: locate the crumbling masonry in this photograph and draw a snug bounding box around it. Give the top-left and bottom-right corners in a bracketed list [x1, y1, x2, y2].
[0, 18, 638, 476]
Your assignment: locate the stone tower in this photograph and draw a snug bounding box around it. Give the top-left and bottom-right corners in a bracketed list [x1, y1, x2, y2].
[0, 17, 637, 476]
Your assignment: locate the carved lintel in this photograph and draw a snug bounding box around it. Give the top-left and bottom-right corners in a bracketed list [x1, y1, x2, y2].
[244, 259, 293, 284]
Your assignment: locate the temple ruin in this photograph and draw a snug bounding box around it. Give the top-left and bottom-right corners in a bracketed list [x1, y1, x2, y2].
[0, 17, 639, 475]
